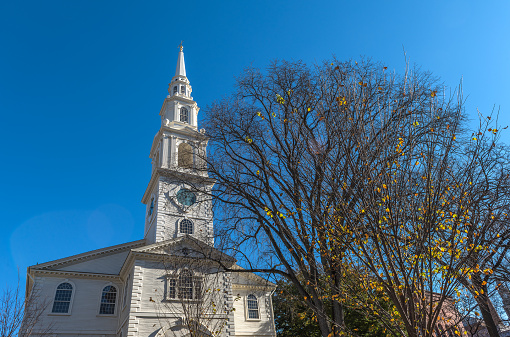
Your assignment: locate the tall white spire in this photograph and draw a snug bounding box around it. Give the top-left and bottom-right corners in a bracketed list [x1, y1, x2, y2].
[175, 42, 186, 77]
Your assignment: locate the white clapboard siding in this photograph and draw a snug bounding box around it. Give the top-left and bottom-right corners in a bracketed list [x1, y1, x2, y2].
[36, 276, 121, 335]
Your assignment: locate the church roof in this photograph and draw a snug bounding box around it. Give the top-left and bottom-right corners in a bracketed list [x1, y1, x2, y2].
[28, 239, 146, 273]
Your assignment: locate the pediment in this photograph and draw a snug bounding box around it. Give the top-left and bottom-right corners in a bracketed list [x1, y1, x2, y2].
[132, 236, 236, 266]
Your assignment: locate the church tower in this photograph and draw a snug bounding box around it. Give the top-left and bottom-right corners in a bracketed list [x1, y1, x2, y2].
[141, 45, 214, 245]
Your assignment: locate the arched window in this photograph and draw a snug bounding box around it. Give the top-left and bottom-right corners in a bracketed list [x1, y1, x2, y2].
[178, 143, 193, 168]
[99, 285, 117, 315]
[52, 282, 73, 313]
[178, 270, 193, 299]
[173, 86, 178, 94]
[247, 294, 259, 319]
[180, 107, 189, 123]
[180, 219, 194, 235]
[181, 85, 186, 94]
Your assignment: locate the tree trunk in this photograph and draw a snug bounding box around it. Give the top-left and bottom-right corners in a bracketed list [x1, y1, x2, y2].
[332, 272, 345, 337]
[475, 290, 500, 337]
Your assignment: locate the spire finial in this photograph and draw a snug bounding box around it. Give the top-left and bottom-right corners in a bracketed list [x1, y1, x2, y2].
[175, 42, 186, 77]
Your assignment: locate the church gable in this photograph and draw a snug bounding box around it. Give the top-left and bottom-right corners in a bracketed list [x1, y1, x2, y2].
[32, 239, 145, 275]
[57, 250, 130, 274]
[132, 236, 236, 270]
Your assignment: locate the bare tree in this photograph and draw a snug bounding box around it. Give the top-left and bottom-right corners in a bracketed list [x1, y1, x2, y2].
[198, 59, 510, 337]
[1, 277, 52, 337]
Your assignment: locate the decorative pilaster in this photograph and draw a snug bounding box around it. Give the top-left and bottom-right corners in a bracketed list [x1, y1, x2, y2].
[127, 262, 144, 337]
[169, 136, 177, 167]
[161, 136, 170, 168]
[223, 272, 236, 337]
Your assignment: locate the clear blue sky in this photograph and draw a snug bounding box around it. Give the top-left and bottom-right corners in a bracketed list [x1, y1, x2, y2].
[1, 0, 509, 289]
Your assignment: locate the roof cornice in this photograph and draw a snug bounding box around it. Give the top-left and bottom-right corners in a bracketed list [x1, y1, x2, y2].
[30, 239, 146, 271]
[30, 269, 121, 281]
[232, 284, 277, 290]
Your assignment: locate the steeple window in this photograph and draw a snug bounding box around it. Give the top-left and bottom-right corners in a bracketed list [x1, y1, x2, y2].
[178, 143, 193, 168]
[180, 219, 194, 234]
[173, 86, 178, 95]
[180, 107, 189, 123]
[181, 85, 186, 94]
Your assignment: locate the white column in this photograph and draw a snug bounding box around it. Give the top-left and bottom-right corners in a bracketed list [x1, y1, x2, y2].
[190, 106, 197, 127]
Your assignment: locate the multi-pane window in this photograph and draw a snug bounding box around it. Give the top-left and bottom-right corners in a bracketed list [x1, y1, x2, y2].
[168, 278, 177, 299]
[52, 282, 73, 313]
[178, 270, 193, 299]
[168, 271, 202, 300]
[194, 277, 202, 300]
[180, 219, 194, 235]
[180, 107, 189, 123]
[181, 85, 186, 94]
[173, 86, 178, 95]
[99, 285, 117, 315]
[247, 294, 259, 319]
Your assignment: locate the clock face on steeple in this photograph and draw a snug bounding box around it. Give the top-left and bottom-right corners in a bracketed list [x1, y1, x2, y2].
[176, 188, 196, 206]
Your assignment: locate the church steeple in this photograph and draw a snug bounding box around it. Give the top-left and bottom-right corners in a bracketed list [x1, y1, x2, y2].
[142, 46, 213, 246]
[167, 44, 193, 104]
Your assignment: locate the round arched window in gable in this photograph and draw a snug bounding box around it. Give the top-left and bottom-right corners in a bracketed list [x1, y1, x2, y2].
[180, 219, 194, 235]
[180, 107, 189, 123]
[178, 143, 193, 168]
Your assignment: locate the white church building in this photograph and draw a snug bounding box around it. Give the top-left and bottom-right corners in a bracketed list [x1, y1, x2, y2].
[25, 47, 277, 337]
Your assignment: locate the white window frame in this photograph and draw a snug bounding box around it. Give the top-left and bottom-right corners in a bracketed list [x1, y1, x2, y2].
[179, 218, 194, 235]
[245, 294, 261, 321]
[166, 270, 203, 301]
[97, 282, 118, 316]
[49, 279, 76, 316]
[180, 107, 189, 123]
